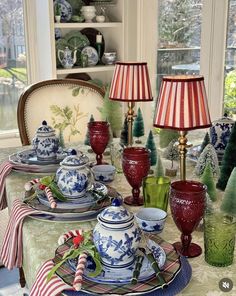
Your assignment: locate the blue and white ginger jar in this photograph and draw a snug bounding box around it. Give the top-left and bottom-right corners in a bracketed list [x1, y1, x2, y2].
[55, 149, 91, 198]
[33, 120, 59, 160]
[93, 197, 141, 268]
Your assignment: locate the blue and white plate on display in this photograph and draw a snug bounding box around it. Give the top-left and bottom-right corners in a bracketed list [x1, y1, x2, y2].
[81, 46, 99, 66]
[54, 0, 72, 22]
[68, 240, 166, 284]
[55, 28, 62, 40]
[37, 182, 108, 210]
[16, 149, 66, 165]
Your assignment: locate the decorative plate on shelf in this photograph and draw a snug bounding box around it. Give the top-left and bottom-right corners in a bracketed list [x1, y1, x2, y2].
[55, 28, 62, 40]
[80, 28, 105, 58]
[54, 0, 73, 22]
[64, 31, 90, 50]
[81, 46, 99, 66]
[66, 0, 85, 15]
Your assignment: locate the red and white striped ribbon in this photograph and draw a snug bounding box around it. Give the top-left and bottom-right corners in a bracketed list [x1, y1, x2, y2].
[0, 199, 40, 269]
[58, 229, 83, 245]
[24, 178, 40, 191]
[73, 252, 88, 291]
[29, 259, 72, 296]
[0, 161, 14, 210]
[44, 186, 57, 209]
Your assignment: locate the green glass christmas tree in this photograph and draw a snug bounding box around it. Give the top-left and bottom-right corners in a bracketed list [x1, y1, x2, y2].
[99, 86, 123, 137]
[159, 128, 178, 148]
[200, 132, 210, 153]
[200, 162, 217, 202]
[133, 107, 145, 143]
[145, 130, 157, 166]
[84, 114, 94, 146]
[120, 117, 128, 147]
[220, 167, 236, 217]
[155, 154, 164, 177]
[195, 144, 219, 177]
[217, 123, 236, 191]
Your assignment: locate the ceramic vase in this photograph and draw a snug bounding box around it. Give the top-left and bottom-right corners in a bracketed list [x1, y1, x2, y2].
[55, 149, 91, 198]
[122, 147, 150, 206]
[32, 120, 59, 161]
[93, 197, 141, 267]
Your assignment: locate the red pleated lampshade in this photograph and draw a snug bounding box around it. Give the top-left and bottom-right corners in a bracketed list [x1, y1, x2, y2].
[109, 62, 153, 102]
[153, 75, 212, 130]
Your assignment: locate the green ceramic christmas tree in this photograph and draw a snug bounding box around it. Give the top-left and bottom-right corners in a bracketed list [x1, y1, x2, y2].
[195, 144, 219, 177]
[159, 129, 179, 149]
[133, 107, 145, 143]
[145, 130, 157, 166]
[220, 167, 236, 217]
[201, 162, 217, 202]
[120, 117, 128, 147]
[99, 86, 123, 137]
[84, 114, 94, 146]
[217, 123, 236, 191]
[155, 154, 164, 177]
[200, 132, 210, 153]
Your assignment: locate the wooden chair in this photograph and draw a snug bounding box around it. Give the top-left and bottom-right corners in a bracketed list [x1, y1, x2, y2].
[17, 79, 105, 145]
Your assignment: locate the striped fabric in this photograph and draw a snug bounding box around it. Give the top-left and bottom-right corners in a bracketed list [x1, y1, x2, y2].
[109, 62, 153, 102]
[154, 75, 212, 130]
[0, 199, 40, 269]
[0, 161, 14, 210]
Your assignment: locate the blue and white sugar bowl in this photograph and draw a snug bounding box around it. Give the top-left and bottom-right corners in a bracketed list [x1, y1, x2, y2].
[32, 120, 59, 161]
[93, 197, 141, 268]
[55, 149, 91, 198]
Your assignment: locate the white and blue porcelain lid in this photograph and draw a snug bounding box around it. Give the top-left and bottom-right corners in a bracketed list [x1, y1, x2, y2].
[36, 120, 55, 135]
[60, 149, 89, 167]
[211, 114, 234, 125]
[98, 197, 134, 225]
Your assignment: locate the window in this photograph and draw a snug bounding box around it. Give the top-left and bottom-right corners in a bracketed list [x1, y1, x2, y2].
[0, 0, 28, 133]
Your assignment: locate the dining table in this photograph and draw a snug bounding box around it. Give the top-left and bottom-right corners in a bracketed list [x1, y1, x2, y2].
[0, 143, 236, 296]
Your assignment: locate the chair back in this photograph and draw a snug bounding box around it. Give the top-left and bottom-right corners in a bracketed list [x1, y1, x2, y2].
[17, 79, 105, 145]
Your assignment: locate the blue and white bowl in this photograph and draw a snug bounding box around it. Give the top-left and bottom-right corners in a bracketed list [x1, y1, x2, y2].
[135, 207, 167, 234]
[91, 164, 116, 183]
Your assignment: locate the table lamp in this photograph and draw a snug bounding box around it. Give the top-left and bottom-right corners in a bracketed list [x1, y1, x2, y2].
[109, 62, 153, 146]
[153, 75, 212, 180]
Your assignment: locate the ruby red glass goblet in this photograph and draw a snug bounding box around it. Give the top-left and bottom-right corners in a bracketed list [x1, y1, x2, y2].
[170, 180, 206, 258]
[122, 147, 150, 206]
[88, 121, 110, 165]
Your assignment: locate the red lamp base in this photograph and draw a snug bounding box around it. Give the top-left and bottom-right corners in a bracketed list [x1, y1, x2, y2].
[124, 195, 144, 206]
[173, 242, 202, 258]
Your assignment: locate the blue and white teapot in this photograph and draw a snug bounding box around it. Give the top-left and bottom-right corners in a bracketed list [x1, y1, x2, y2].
[58, 46, 77, 69]
[93, 197, 141, 268]
[55, 149, 91, 198]
[33, 120, 59, 161]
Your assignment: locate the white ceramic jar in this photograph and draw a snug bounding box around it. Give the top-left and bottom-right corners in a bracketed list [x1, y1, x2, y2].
[55, 149, 91, 198]
[32, 120, 59, 161]
[93, 197, 141, 268]
[80, 6, 96, 23]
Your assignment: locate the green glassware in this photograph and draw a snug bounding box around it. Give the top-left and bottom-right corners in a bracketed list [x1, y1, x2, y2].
[204, 212, 236, 267]
[142, 176, 170, 211]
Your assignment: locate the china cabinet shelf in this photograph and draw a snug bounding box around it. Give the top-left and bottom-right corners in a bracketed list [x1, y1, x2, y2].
[54, 22, 122, 29]
[56, 65, 115, 75]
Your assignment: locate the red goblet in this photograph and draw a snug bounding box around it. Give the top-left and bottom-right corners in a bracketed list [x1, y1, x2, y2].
[122, 147, 150, 206]
[170, 180, 206, 258]
[88, 121, 110, 165]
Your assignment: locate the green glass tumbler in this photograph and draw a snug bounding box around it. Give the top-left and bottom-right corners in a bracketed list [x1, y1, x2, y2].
[204, 212, 236, 267]
[143, 176, 170, 211]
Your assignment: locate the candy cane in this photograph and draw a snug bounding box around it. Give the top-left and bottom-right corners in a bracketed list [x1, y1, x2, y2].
[73, 252, 88, 291]
[44, 186, 57, 209]
[58, 229, 83, 245]
[24, 178, 40, 191]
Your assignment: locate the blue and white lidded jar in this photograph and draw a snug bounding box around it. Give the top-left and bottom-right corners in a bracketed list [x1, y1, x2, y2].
[93, 197, 141, 268]
[209, 114, 234, 161]
[33, 120, 59, 160]
[55, 149, 91, 198]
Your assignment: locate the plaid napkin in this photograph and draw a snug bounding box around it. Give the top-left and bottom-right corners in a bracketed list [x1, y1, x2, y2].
[0, 161, 14, 210]
[0, 199, 40, 269]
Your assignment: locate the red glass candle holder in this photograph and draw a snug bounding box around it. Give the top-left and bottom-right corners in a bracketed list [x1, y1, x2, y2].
[122, 147, 150, 206]
[88, 121, 110, 165]
[170, 180, 206, 258]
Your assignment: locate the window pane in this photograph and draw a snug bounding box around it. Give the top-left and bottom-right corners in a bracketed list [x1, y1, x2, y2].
[157, 0, 203, 91]
[0, 0, 27, 132]
[224, 0, 236, 119]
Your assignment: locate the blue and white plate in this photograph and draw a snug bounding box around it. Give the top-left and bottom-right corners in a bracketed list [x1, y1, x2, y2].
[37, 182, 108, 210]
[68, 239, 166, 284]
[30, 211, 101, 222]
[55, 28, 62, 40]
[54, 0, 72, 22]
[81, 46, 99, 66]
[17, 149, 66, 165]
